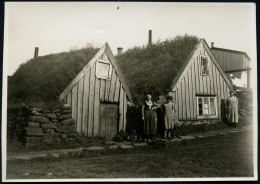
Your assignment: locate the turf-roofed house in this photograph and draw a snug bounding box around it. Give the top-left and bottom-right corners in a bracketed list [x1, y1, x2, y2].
[59, 43, 132, 139]
[116, 36, 233, 121]
[8, 43, 132, 140]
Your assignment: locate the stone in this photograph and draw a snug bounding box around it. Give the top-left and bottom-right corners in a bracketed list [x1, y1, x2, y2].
[25, 127, 44, 136]
[52, 109, 61, 113]
[62, 104, 71, 109]
[32, 107, 43, 112]
[22, 172, 29, 176]
[46, 113, 57, 119]
[42, 109, 51, 114]
[52, 119, 59, 123]
[61, 134, 67, 139]
[52, 153, 60, 158]
[41, 123, 58, 129]
[120, 145, 133, 149]
[60, 118, 75, 126]
[86, 146, 105, 151]
[171, 138, 182, 142]
[106, 141, 116, 145]
[61, 109, 72, 114]
[230, 130, 239, 133]
[27, 122, 40, 127]
[67, 138, 76, 141]
[29, 116, 50, 123]
[25, 136, 44, 144]
[133, 143, 148, 147]
[180, 136, 195, 140]
[46, 173, 53, 177]
[108, 145, 118, 149]
[55, 126, 76, 134]
[31, 111, 43, 116]
[58, 114, 72, 120]
[67, 132, 80, 138]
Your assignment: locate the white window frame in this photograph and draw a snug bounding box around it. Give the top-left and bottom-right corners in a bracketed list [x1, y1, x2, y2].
[196, 96, 218, 118]
[200, 56, 209, 76]
[96, 59, 112, 80]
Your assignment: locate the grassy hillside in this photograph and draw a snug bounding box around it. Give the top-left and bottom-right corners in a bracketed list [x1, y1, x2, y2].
[8, 47, 99, 108]
[116, 34, 199, 105]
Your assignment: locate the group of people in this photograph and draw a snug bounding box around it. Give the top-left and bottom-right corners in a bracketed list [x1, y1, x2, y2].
[141, 94, 180, 142]
[140, 91, 239, 142]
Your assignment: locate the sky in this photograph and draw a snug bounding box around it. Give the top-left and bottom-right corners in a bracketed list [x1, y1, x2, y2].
[4, 2, 257, 76]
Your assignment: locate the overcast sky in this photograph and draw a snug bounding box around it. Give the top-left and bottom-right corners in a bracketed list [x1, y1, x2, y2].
[4, 2, 256, 76]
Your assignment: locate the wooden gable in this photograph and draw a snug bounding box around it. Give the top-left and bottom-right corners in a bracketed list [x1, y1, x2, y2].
[170, 39, 233, 120]
[59, 43, 131, 137]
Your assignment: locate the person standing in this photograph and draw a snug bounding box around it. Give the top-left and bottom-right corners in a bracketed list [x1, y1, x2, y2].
[156, 95, 167, 138]
[226, 91, 239, 128]
[142, 94, 157, 141]
[163, 95, 176, 139]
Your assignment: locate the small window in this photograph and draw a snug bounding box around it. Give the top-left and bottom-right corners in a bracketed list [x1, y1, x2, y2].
[96, 60, 111, 79]
[200, 56, 209, 75]
[197, 96, 217, 118]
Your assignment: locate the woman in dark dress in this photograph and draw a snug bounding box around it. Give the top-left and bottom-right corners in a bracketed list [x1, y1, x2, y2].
[142, 94, 158, 141]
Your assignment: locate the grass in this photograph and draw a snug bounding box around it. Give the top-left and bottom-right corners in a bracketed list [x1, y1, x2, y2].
[6, 130, 254, 179]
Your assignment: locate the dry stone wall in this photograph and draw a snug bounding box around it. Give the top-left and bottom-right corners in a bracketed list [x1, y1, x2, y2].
[7, 103, 80, 148]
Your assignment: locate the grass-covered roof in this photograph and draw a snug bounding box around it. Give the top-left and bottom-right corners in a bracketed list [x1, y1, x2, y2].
[8, 34, 199, 107]
[116, 34, 199, 104]
[8, 47, 99, 107]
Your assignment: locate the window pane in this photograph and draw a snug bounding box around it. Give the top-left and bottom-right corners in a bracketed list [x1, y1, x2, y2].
[97, 62, 110, 79]
[209, 98, 216, 115]
[198, 98, 203, 115]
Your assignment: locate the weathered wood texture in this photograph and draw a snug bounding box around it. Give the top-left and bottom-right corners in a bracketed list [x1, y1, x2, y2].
[173, 42, 232, 120]
[62, 51, 128, 137]
[212, 49, 250, 71]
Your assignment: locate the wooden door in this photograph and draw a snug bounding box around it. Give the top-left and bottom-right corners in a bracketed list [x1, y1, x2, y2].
[99, 103, 119, 140]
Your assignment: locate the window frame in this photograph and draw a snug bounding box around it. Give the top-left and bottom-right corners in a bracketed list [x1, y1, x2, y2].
[96, 59, 112, 80]
[196, 96, 218, 118]
[200, 55, 210, 76]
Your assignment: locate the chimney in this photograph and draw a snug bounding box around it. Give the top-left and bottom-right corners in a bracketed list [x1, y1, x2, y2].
[148, 30, 152, 45]
[211, 42, 214, 48]
[34, 47, 39, 59]
[117, 47, 123, 55]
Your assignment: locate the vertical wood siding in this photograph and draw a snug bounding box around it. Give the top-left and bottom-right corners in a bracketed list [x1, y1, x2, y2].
[174, 42, 231, 120]
[61, 51, 128, 137]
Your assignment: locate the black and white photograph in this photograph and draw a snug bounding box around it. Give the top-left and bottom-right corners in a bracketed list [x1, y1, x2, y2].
[2, 2, 257, 181]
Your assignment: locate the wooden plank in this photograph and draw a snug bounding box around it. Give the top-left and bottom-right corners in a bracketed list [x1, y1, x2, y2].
[209, 57, 214, 95]
[104, 69, 112, 101]
[212, 64, 217, 95]
[219, 71, 224, 101]
[182, 80, 186, 119]
[67, 91, 72, 106]
[123, 92, 127, 131]
[216, 68, 221, 117]
[119, 83, 124, 131]
[108, 68, 117, 101]
[77, 77, 84, 135]
[88, 66, 95, 136]
[93, 78, 101, 136]
[72, 84, 78, 124]
[185, 76, 190, 119]
[114, 77, 121, 102]
[99, 79, 106, 102]
[176, 86, 180, 119]
[188, 65, 193, 119]
[192, 60, 197, 118]
[198, 56, 203, 94]
[82, 70, 90, 136]
[60, 44, 106, 100]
